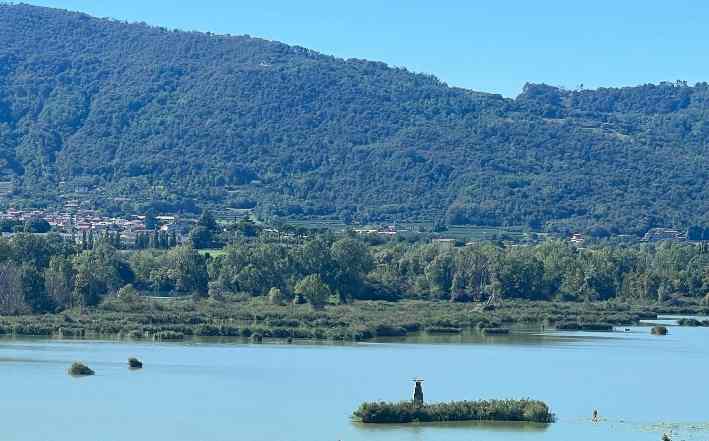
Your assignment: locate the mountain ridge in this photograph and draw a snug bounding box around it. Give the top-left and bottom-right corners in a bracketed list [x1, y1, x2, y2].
[1, 4, 708, 235]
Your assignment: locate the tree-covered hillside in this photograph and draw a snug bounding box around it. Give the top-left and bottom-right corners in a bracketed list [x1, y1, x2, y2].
[1, 4, 708, 235]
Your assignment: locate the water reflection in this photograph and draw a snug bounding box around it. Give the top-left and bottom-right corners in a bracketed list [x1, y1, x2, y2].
[354, 419, 551, 433]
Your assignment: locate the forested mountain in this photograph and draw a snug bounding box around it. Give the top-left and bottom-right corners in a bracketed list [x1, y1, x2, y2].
[1, 4, 708, 235]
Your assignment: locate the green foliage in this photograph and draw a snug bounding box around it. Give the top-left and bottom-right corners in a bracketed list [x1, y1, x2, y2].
[188, 226, 213, 249]
[267, 287, 286, 305]
[23, 218, 51, 233]
[496, 251, 546, 300]
[117, 284, 140, 302]
[153, 331, 185, 341]
[45, 255, 74, 310]
[1, 5, 709, 233]
[295, 274, 331, 309]
[73, 242, 131, 309]
[68, 362, 94, 376]
[1, 294, 707, 341]
[353, 399, 554, 423]
[197, 210, 219, 233]
[19, 264, 49, 313]
[166, 245, 208, 295]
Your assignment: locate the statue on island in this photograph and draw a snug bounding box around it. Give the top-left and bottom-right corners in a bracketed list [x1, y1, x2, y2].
[412, 378, 424, 406]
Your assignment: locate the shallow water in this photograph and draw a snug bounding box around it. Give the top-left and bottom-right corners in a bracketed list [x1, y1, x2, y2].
[1, 325, 708, 441]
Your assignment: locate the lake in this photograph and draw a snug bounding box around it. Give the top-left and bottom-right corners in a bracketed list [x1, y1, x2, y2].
[2, 324, 708, 441]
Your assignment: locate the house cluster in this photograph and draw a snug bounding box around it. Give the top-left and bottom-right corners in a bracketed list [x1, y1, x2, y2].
[352, 225, 399, 236]
[570, 233, 585, 246]
[642, 228, 685, 242]
[0, 208, 194, 246]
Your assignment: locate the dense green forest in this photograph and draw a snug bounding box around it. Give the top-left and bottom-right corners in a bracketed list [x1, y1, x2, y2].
[1, 230, 708, 316]
[1, 4, 709, 234]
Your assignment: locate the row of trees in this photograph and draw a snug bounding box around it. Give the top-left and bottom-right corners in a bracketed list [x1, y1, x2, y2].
[0, 234, 207, 314]
[205, 235, 709, 304]
[369, 240, 709, 302]
[1, 231, 708, 315]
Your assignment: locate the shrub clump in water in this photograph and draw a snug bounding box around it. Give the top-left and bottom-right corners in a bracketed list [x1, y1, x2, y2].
[68, 362, 94, 376]
[651, 326, 668, 335]
[153, 331, 184, 341]
[128, 357, 143, 369]
[353, 399, 554, 424]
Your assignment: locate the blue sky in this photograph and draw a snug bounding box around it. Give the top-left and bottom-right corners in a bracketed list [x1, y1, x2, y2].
[24, 0, 709, 97]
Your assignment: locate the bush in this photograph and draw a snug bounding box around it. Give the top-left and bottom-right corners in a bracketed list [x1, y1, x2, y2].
[651, 326, 668, 335]
[128, 357, 143, 369]
[68, 362, 94, 376]
[267, 287, 286, 305]
[294, 274, 331, 310]
[373, 324, 407, 337]
[12, 324, 53, 336]
[153, 331, 184, 340]
[117, 284, 140, 302]
[194, 324, 220, 336]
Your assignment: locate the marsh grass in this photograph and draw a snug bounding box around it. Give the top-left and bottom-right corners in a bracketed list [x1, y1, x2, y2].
[0, 299, 705, 342]
[353, 399, 554, 424]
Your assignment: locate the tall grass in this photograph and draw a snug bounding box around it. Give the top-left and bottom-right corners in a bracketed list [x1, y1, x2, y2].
[0, 298, 705, 342]
[353, 399, 554, 424]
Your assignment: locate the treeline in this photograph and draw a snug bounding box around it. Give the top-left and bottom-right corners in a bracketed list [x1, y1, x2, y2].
[0, 234, 207, 314]
[1, 230, 709, 315]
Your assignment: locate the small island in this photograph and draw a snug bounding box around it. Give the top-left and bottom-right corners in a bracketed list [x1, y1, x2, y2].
[353, 379, 554, 424]
[68, 362, 95, 376]
[128, 357, 143, 369]
[651, 326, 668, 335]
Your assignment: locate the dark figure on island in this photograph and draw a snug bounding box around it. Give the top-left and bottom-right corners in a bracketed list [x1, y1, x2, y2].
[413, 378, 424, 407]
[592, 409, 598, 422]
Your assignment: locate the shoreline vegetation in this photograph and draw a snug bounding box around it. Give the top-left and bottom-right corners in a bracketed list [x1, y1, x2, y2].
[353, 399, 554, 424]
[0, 298, 706, 342]
[0, 228, 707, 343]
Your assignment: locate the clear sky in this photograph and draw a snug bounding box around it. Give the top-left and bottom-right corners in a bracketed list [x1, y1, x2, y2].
[22, 0, 709, 97]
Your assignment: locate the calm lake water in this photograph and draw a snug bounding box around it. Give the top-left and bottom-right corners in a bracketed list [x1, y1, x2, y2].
[2, 325, 708, 441]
